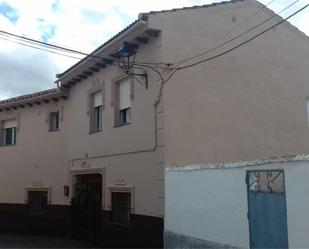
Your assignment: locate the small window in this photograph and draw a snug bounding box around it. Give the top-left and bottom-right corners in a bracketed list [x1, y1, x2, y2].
[111, 192, 131, 226]
[2, 119, 17, 145]
[90, 91, 102, 133]
[116, 78, 131, 126]
[49, 111, 59, 131]
[27, 191, 48, 215]
[120, 108, 131, 125]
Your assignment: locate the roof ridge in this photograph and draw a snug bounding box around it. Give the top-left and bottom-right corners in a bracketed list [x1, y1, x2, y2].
[140, 0, 248, 17]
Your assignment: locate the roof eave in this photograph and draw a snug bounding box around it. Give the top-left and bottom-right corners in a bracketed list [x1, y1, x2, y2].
[0, 89, 68, 111]
[56, 19, 148, 83]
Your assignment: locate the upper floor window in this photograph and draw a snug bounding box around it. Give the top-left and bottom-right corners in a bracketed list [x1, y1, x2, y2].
[306, 99, 309, 128]
[49, 111, 59, 131]
[116, 78, 131, 126]
[2, 119, 17, 145]
[90, 90, 102, 133]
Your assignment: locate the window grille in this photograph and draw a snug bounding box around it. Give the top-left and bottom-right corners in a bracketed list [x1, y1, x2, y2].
[247, 170, 285, 193]
[27, 191, 48, 215]
[111, 192, 131, 226]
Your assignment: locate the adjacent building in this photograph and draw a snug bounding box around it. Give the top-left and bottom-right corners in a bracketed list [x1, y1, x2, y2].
[0, 0, 309, 248]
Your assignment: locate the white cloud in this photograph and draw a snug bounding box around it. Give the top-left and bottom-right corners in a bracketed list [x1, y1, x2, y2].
[0, 0, 308, 100]
[0, 44, 57, 96]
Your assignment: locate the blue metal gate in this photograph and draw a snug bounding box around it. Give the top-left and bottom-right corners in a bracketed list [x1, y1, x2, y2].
[246, 170, 288, 249]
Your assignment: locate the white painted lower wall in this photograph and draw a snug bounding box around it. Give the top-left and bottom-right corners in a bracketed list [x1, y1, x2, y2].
[165, 156, 309, 248]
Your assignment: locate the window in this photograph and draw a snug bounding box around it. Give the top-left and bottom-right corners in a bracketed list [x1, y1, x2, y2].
[49, 111, 59, 131]
[27, 191, 48, 215]
[111, 192, 131, 226]
[2, 119, 17, 145]
[116, 78, 131, 126]
[90, 91, 102, 133]
[307, 99, 309, 128]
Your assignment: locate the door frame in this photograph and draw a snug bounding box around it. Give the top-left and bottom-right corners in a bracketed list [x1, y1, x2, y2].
[70, 167, 105, 209]
[246, 169, 289, 249]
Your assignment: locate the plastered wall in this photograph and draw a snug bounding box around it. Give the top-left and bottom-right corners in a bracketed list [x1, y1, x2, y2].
[165, 160, 309, 248]
[147, 1, 309, 166]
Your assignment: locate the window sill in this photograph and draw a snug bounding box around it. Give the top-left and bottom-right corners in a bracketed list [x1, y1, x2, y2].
[27, 212, 48, 216]
[49, 129, 60, 132]
[114, 122, 131, 128]
[110, 221, 130, 228]
[89, 129, 102, 135]
[1, 144, 16, 147]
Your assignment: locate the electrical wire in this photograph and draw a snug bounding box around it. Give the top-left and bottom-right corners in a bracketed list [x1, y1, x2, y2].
[223, 0, 276, 37]
[0, 30, 88, 56]
[1, 2, 306, 162]
[0, 0, 277, 69]
[162, 3, 308, 84]
[0, 29, 166, 66]
[0, 35, 85, 60]
[0, 1, 306, 86]
[0, 0, 276, 67]
[0, 0, 289, 71]
[173, 0, 300, 66]
[0, 32, 166, 78]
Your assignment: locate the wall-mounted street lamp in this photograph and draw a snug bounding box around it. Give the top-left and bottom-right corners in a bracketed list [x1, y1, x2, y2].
[114, 42, 148, 89]
[114, 42, 137, 74]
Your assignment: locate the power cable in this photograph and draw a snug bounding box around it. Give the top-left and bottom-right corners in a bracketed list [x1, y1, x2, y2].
[162, 3, 308, 84]
[0, 29, 166, 66]
[0, 32, 166, 77]
[173, 0, 300, 66]
[224, 0, 276, 37]
[0, 0, 285, 71]
[0, 35, 85, 60]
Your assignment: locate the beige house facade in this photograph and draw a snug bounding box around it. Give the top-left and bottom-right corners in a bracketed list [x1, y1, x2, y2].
[0, 0, 309, 248]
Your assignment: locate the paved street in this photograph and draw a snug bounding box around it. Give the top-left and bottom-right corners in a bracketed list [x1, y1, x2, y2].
[0, 234, 92, 248]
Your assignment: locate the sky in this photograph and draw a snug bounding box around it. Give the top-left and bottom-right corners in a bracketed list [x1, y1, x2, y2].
[0, 0, 308, 100]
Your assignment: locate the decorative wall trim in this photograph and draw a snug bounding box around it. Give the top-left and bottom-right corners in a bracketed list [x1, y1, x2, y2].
[70, 166, 104, 175]
[25, 186, 52, 204]
[107, 185, 135, 212]
[45, 106, 63, 124]
[70, 167, 106, 209]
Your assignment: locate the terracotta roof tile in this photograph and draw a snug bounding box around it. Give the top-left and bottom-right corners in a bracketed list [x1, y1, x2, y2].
[0, 88, 66, 107]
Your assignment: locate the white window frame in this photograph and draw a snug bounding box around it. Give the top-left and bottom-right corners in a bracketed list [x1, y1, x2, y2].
[89, 87, 104, 133]
[113, 76, 134, 127]
[1, 118, 18, 146]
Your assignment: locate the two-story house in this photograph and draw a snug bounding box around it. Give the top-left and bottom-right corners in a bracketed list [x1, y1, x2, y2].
[1, 0, 309, 248]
